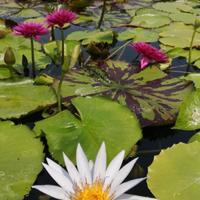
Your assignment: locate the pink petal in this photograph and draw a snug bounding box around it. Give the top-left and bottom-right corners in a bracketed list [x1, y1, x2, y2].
[140, 57, 150, 69]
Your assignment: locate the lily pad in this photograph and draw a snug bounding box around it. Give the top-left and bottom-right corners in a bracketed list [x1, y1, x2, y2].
[118, 28, 159, 42]
[0, 79, 56, 119]
[194, 59, 200, 69]
[67, 30, 114, 45]
[0, 121, 43, 200]
[182, 73, 200, 89]
[169, 13, 196, 25]
[189, 132, 200, 143]
[153, 2, 193, 13]
[34, 96, 142, 164]
[130, 13, 171, 28]
[0, 67, 11, 79]
[136, 7, 169, 16]
[159, 22, 200, 48]
[60, 61, 192, 127]
[148, 142, 200, 200]
[174, 89, 200, 130]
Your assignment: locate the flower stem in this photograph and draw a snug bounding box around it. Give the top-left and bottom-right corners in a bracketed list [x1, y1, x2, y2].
[30, 37, 36, 78]
[106, 40, 131, 60]
[186, 27, 197, 73]
[97, 0, 107, 29]
[57, 71, 65, 112]
[61, 28, 65, 65]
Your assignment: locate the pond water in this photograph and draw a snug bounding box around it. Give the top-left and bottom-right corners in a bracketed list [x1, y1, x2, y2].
[0, 0, 200, 200]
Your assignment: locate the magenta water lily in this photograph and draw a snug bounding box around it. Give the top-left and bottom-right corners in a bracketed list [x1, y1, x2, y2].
[46, 8, 76, 28]
[131, 42, 168, 69]
[46, 8, 77, 112]
[13, 22, 48, 77]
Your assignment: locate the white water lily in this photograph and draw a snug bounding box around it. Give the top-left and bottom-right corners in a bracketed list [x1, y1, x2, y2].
[33, 143, 156, 200]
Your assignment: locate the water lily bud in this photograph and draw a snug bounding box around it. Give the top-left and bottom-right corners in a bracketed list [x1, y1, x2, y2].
[195, 18, 200, 29]
[4, 47, 16, 65]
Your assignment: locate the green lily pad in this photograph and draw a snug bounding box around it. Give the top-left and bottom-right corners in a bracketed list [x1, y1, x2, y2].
[189, 132, 200, 143]
[0, 33, 41, 52]
[14, 8, 42, 19]
[0, 67, 11, 79]
[136, 7, 169, 16]
[118, 28, 159, 42]
[159, 22, 200, 48]
[0, 79, 56, 119]
[130, 14, 171, 28]
[0, 121, 43, 200]
[148, 142, 200, 200]
[67, 30, 114, 45]
[34, 96, 142, 164]
[194, 59, 200, 69]
[153, 2, 193, 13]
[174, 89, 200, 130]
[169, 13, 196, 25]
[167, 48, 200, 63]
[183, 73, 200, 89]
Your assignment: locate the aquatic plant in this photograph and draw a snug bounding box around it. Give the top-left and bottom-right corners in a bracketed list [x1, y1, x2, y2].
[46, 8, 76, 111]
[130, 42, 168, 69]
[13, 22, 48, 77]
[33, 142, 155, 200]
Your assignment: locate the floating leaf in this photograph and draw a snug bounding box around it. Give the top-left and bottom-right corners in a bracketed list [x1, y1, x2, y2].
[0, 66, 11, 79]
[153, 2, 193, 13]
[174, 89, 200, 130]
[136, 7, 169, 16]
[194, 59, 200, 69]
[0, 121, 43, 200]
[67, 30, 114, 45]
[169, 13, 196, 25]
[148, 142, 200, 200]
[34, 96, 142, 164]
[159, 22, 200, 48]
[189, 132, 200, 143]
[118, 28, 159, 42]
[60, 61, 192, 127]
[0, 79, 56, 119]
[167, 48, 200, 63]
[130, 13, 171, 28]
[182, 73, 200, 89]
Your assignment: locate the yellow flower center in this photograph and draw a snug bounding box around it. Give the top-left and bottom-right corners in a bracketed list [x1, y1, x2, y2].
[71, 182, 111, 200]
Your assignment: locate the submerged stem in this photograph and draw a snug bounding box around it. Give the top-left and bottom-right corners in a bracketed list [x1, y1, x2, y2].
[186, 27, 197, 74]
[30, 37, 36, 78]
[97, 0, 107, 29]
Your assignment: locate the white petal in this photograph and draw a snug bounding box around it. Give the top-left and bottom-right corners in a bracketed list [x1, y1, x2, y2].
[93, 142, 107, 181]
[104, 150, 125, 189]
[113, 178, 146, 198]
[89, 160, 94, 172]
[63, 152, 81, 188]
[76, 143, 92, 184]
[110, 158, 138, 194]
[43, 163, 74, 193]
[46, 158, 70, 179]
[32, 185, 69, 200]
[116, 193, 157, 200]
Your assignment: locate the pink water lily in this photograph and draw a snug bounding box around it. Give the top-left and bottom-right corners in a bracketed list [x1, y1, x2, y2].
[13, 22, 48, 40]
[130, 42, 168, 69]
[46, 8, 77, 28]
